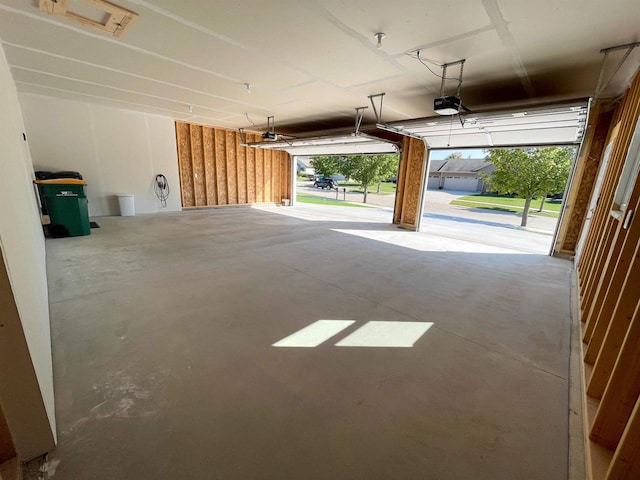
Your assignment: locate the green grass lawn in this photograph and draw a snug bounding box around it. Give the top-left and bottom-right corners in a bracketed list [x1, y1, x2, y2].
[339, 181, 397, 195]
[296, 194, 374, 208]
[451, 194, 561, 218]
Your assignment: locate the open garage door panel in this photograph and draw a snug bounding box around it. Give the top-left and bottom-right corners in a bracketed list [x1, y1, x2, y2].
[385, 102, 589, 233]
[380, 102, 588, 149]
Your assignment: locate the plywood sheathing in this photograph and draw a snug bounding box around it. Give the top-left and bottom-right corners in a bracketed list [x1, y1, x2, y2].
[190, 124, 205, 207]
[573, 67, 640, 480]
[176, 122, 290, 208]
[393, 137, 426, 230]
[555, 100, 615, 254]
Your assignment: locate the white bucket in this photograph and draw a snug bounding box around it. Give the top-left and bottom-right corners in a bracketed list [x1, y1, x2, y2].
[282, 199, 290, 206]
[117, 194, 135, 216]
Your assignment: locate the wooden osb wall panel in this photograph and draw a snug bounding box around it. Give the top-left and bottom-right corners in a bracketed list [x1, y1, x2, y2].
[203, 128, 217, 205]
[264, 150, 272, 202]
[190, 124, 206, 207]
[214, 128, 228, 205]
[394, 137, 426, 229]
[176, 122, 194, 208]
[556, 101, 615, 254]
[579, 77, 640, 326]
[236, 133, 247, 205]
[255, 147, 265, 203]
[246, 138, 256, 204]
[175, 122, 291, 208]
[226, 130, 238, 204]
[575, 68, 640, 480]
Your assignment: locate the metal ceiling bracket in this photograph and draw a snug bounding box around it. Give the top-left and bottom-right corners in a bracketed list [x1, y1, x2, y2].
[440, 64, 448, 97]
[266, 116, 275, 136]
[368, 93, 385, 124]
[438, 59, 465, 97]
[354, 107, 368, 135]
[595, 41, 640, 98]
[238, 128, 247, 146]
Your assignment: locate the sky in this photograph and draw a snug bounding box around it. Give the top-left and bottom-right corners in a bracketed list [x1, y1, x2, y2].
[429, 148, 486, 160]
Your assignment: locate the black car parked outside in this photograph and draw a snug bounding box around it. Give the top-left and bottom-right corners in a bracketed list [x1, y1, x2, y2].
[314, 177, 338, 189]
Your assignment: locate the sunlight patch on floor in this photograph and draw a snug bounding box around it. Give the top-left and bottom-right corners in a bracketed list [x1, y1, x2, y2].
[273, 320, 432, 348]
[331, 229, 535, 254]
[335, 321, 433, 348]
[272, 320, 355, 347]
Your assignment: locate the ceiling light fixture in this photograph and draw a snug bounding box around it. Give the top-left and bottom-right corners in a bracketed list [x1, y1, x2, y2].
[244, 83, 252, 93]
[188, 105, 193, 114]
[374, 32, 385, 49]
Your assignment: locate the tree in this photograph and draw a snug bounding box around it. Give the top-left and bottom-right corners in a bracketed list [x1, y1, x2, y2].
[310, 155, 341, 178]
[445, 152, 463, 159]
[484, 147, 574, 227]
[342, 154, 398, 203]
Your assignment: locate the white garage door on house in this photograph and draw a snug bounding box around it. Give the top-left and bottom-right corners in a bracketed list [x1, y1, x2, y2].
[443, 176, 479, 191]
[427, 176, 441, 189]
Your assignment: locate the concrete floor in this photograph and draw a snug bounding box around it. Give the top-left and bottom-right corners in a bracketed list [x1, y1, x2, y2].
[41, 205, 573, 479]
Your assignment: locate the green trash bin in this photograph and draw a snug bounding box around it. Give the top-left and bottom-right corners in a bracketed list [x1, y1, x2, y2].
[35, 179, 90, 237]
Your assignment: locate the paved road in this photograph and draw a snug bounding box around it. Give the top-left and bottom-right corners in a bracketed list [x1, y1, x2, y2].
[297, 181, 396, 207]
[296, 183, 559, 234]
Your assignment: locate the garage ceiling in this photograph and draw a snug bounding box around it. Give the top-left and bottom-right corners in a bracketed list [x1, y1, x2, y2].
[1, 0, 639, 133]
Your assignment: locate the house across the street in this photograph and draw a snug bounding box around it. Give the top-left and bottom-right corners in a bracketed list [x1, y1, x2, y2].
[427, 158, 495, 192]
[296, 156, 315, 177]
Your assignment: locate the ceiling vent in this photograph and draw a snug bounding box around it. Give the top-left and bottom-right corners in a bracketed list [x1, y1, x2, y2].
[39, 0, 138, 37]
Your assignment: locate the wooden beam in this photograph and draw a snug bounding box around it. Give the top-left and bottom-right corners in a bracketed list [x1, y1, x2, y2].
[246, 136, 256, 204]
[605, 394, 640, 479]
[175, 122, 194, 208]
[202, 127, 217, 205]
[587, 248, 640, 398]
[214, 128, 227, 205]
[236, 133, 247, 204]
[189, 124, 206, 207]
[264, 149, 272, 202]
[591, 302, 640, 449]
[225, 130, 238, 204]
[255, 144, 264, 203]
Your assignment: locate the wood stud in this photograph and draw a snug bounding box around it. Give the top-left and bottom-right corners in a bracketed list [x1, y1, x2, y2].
[570, 68, 640, 480]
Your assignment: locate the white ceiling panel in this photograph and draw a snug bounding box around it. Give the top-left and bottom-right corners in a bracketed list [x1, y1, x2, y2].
[0, 0, 638, 132]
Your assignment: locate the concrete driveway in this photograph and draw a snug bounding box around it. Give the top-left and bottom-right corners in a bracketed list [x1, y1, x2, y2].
[297, 184, 559, 236]
[424, 189, 559, 234]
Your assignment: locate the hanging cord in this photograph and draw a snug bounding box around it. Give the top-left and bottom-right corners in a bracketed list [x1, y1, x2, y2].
[154, 174, 170, 208]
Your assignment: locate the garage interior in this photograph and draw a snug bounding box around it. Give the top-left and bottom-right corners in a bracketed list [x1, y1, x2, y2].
[1, 1, 640, 479]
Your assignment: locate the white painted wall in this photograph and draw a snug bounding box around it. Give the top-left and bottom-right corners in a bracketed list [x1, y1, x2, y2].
[0, 45, 56, 451]
[19, 94, 182, 216]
